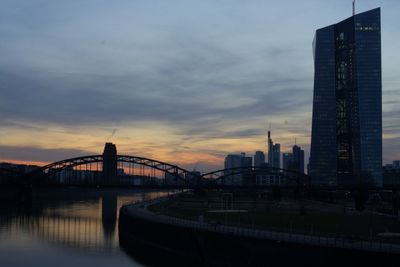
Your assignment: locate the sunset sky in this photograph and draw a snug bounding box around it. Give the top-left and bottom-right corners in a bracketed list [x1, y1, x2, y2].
[0, 0, 399, 172]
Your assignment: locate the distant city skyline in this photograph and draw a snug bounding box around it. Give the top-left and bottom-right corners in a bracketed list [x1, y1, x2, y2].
[0, 1, 399, 172]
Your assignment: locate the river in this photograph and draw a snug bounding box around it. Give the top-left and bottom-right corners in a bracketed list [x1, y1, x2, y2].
[0, 188, 172, 267]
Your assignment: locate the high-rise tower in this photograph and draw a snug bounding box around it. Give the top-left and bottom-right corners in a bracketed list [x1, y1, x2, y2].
[267, 130, 280, 169]
[267, 131, 273, 167]
[254, 151, 265, 167]
[292, 145, 305, 174]
[309, 8, 382, 186]
[103, 142, 118, 185]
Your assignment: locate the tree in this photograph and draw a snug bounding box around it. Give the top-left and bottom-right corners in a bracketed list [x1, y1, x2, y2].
[272, 185, 281, 201]
[354, 172, 374, 211]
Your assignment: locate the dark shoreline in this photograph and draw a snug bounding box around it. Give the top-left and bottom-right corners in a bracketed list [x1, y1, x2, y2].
[119, 203, 399, 267]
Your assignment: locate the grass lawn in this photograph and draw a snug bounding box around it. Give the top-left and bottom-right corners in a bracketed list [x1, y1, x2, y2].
[148, 199, 400, 241]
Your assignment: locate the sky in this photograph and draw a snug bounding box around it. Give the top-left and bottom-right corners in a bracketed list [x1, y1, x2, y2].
[0, 0, 399, 172]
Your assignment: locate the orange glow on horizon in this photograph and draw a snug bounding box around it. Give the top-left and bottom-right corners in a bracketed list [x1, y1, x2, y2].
[0, 158, 50, 167]
[0, 120, 318, 170]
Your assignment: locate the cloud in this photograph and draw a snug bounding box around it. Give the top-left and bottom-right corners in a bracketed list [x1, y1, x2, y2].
[0, 146, 91, 163]
[0, 65, 312, 130]
[0, 0, 399, 167]
[383, 137, 400, 164]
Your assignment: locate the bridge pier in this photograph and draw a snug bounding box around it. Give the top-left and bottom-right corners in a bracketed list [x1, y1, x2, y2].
[102, 143, 118, 185]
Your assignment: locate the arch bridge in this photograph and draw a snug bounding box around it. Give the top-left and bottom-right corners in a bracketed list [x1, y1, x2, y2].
[28, 156, 311, 188]
[28, 155, 196, 187]
[200, 166, 311, 188]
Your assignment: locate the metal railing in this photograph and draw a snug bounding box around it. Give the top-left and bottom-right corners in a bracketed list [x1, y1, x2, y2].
[121, 198, 400, 255]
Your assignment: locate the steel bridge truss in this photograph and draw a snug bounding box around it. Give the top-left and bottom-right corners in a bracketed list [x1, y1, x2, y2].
[117, 155, 192, 182]
[200, 166, 310, 187]
[29, 155, 197, 185]
[25, 155, 311, 188]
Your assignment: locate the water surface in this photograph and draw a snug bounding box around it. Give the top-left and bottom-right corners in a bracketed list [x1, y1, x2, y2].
[0, 188, 171, 267]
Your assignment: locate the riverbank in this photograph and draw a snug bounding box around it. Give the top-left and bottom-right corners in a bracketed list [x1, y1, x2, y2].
[147, 191, 400, 242]
[119, 194, 400, 266]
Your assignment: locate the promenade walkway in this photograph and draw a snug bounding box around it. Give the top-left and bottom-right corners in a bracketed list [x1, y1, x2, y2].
[121, 196, 400, 255]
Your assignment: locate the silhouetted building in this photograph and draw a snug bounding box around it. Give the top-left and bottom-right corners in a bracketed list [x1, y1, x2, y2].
[224, 154, 242, 170]
[282, 152, 293, 170]
[254, 151, 265, 167]
[282, 145, 304, 174]
[273, 144, 281, 169]
[394, 161, 400, 169]
[256, 174, 283, 186]
[224, 154, 242, 185]
[267, 131, 273, 166]
[309, 8, 382, 186]
[267, 131, 280, 169]
[103, 142, 118, 185]
[0, 162, 40, 173]
[185, 171, 201, 184]
[383, 164, 400, 187]
[224, 153, 252, 185]
[241, 152, 253, 168]
[165, 172, 184, 185]
[292, 145, 305, 174]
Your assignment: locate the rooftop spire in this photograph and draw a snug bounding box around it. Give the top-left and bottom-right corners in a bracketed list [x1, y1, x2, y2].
[352, 0, 355, 16]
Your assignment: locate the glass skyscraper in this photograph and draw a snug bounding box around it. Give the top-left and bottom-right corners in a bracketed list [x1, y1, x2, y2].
[309, 8, 382, 186]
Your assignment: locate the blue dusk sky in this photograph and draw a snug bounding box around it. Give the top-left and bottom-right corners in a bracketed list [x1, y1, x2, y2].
[0, 0, 399, 171]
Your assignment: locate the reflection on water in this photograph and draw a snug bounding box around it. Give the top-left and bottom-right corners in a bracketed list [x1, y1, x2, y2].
[102, 193, 117, 240]
[0, 188, 171, 267]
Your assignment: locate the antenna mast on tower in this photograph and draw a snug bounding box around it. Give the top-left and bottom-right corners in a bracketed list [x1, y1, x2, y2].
[352, 0, 355, 16]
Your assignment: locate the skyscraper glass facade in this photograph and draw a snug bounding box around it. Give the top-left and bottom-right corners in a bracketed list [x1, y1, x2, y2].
[309, 8, 382, 186]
